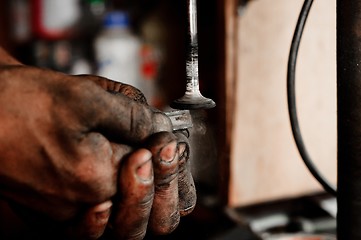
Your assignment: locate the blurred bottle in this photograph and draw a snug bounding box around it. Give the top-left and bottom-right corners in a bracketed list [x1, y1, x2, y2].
[32, 0, 81, 40]
[94, 11, 143, 91]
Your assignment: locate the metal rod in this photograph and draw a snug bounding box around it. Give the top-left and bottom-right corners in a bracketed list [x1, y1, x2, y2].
[337, 0, 361, 239]
[171, 0, 215, 110]
[189, 0, 197, 46]
[186, 0, 200, 96]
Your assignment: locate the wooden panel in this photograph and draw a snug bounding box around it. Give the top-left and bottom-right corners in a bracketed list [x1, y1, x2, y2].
[212, 0, 237, 204]
[229, 0, 336, 206]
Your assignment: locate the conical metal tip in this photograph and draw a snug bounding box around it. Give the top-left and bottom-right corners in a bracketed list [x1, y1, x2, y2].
[171, 94, 216, 110]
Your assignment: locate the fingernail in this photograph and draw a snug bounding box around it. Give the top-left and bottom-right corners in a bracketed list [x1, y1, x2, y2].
[94, 201, 112, 221]
[137, 159, 153, 181]
[95, 209, 111, 221]
[94, 201, 112, 212]
[160, 141, 177, 162]
[178, 143, 186, 155]
[178, 143, 188, 161]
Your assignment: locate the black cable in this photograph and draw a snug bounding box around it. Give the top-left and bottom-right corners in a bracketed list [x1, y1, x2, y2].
[287, 0, 337, 196]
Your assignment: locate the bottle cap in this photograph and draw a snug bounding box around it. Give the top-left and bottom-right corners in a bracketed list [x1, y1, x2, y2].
[103, 11, 129, 28]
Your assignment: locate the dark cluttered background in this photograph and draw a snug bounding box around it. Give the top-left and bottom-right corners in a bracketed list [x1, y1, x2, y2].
[0, 0, 222, 112]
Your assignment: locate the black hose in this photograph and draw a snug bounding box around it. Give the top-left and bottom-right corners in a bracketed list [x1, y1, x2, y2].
[287, 0, 337, 196]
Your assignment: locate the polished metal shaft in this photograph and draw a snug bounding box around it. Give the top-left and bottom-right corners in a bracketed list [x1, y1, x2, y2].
[171, 0, 215, 110]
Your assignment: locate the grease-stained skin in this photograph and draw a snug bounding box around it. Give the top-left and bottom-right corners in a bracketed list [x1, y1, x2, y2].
[0, 47, 196, 240]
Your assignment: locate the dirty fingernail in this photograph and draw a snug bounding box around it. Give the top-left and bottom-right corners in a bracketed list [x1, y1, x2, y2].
[95, 209, 111, 221]
[94, 201, 112, 221]
[94, 201, 112, 212]
[137, 159, 153, 181]
[160, 141, 177, 162]
[178, 143, 186, 155]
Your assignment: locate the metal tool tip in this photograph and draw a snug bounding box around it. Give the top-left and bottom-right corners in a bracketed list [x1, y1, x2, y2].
[170, 96, 216, 110]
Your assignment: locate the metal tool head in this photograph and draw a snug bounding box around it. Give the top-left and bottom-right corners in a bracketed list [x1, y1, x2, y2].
[164, 109, 193, 131]
[171, 0, 216, 111]
[171, 93, 216, 110]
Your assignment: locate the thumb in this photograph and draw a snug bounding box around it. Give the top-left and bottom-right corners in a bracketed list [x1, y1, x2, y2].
[68, 78, 172, 144]
[94, 93, 172, 143]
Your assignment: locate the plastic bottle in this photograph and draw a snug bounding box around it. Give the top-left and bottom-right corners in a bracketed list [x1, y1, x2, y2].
[32, 0, 81, 40]
[94, 11, 143, 91]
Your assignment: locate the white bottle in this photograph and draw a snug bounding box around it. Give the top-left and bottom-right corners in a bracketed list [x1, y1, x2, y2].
[94, 11, 143, 90]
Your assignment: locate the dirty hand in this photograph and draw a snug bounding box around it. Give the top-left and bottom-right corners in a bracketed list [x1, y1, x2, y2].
[0, 63, 196, 239]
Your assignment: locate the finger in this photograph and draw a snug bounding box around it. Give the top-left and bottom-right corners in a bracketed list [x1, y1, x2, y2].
[65, 201, 112, 240]
[74, 75, 147, 104]
[67, 77, 172, 143]
[146, 132, 180, 235]
[111, 148, 154, 240]
[174, 132, 197, 216]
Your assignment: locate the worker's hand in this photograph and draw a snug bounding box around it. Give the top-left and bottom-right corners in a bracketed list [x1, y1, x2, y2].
[0, 65, 196, 239]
